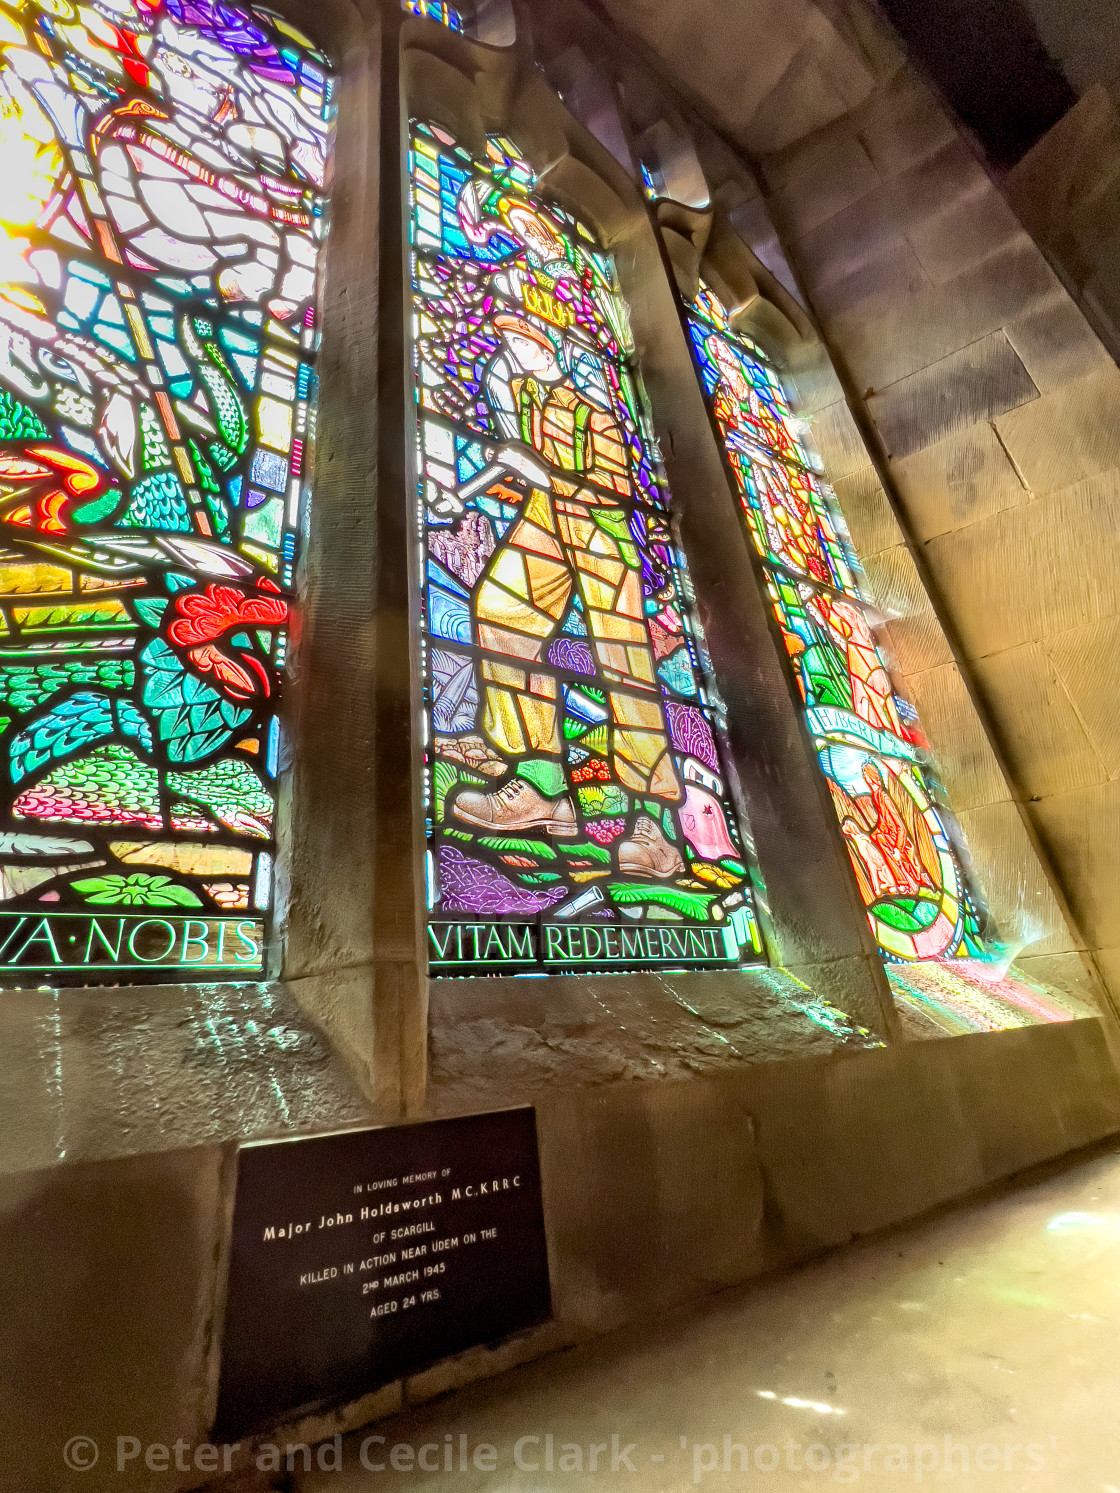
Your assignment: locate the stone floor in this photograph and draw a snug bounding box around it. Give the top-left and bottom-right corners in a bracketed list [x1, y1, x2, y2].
[294, 1141, 1120, 1493]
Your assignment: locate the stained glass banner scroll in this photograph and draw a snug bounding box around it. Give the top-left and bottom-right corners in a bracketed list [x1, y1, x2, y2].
[687, 285, 990, 964]
[409, 126, 761, 975]
[0, 0, 332, 977]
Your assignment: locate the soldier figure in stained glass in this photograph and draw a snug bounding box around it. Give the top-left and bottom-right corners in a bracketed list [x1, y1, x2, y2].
[410, 127, 760, 956]
[441, 181, 683, 873]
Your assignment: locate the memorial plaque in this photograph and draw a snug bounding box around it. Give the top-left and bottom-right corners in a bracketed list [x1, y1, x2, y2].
[215, 1107, 550, 1436]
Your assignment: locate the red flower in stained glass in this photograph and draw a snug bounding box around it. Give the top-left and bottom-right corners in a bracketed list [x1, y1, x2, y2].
[168, 582, 288, 701]
[168, 583, 288, 647]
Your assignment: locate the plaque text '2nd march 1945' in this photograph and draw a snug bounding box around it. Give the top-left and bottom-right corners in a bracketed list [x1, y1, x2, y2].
[216, 1107, 551, 1437]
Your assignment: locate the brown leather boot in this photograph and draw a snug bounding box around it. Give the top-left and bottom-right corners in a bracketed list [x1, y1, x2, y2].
[617, 815, 685, 878]
[452, 777, 578, 836]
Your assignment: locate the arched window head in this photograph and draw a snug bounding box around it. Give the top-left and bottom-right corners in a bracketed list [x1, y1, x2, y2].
[0, 0, 333, 981]
[403, 0, 516, 46]
[687, 283, 993, 966]
[404, 0, 465, 28]
[636, 121, 710, 210]
[409, 123, 761, 975]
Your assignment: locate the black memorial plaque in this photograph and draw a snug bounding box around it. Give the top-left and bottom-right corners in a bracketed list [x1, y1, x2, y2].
[215, 1107, 550, 1436]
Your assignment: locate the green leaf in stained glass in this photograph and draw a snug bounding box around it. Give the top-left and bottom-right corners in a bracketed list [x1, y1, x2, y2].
[872, 896, 940, 932]
[0, 389, 47, 440]
[477, 835, 557, 859]
[516, 759, 566, 798]
[72, 873, 202, 907]
[141, 638, 250, 763]
[608, 883, 717, 920]
[133, 597, 168, 627]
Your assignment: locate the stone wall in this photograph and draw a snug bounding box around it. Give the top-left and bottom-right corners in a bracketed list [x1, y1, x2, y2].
[5, 2, 1120, 1488]
[1005, 85, 1120, 365]
[543, 0, 1115, 1013]
[758, 55, 1120, 1012]
[4, 991, 1119, 1493]
[1018, 0, 1120, 101]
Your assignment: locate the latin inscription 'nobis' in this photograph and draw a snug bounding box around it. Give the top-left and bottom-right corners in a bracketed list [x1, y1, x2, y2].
[0, 913, 264, 971]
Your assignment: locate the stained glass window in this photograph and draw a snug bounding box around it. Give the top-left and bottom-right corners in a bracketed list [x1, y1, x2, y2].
[409, 125, 761, 974]
[687, 284, 991, 964]
[0, 0, 331, 980]
[403, 0, 464, 28]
